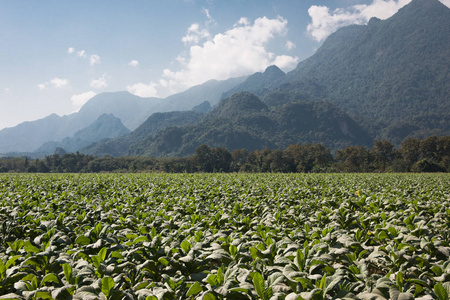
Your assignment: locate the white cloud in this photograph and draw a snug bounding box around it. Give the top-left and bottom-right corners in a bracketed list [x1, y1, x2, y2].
[285, 40, 296, 50]
[71, 91, 97, 111]
[4, 88, 10, 93]
[307, 0, 450, 42]
[67, 47, 75, 54]
[90, 74, 108, 89]
[89, 54, 101, 66]
[202, 8, 216, 25]
[127, 16, 298, 98]
[77, 50, 86, 58]
[235, 17, 250, 27]
[126, 82, 159, 98]
[182, 23, 210, 44]
[39, 78, 69, 90]
[273, 55, 299, 70]
[50, 78, 69, 88]
[128, 60, 139, 67]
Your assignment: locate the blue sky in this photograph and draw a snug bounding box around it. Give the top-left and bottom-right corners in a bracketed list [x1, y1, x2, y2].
[1, 0, 449, 130]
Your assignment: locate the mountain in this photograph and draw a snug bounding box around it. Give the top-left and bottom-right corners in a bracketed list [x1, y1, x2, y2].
[125, 92, 372, 157]
[269, 0, 450, 144]
[0, 92, 159, 153]
[221, 65, 285, 99]
[81, 111, 202, 157]
[76, 92, 161, 131]
[35, 114, 130, 154]
[0, 76, 246, 154]
[153, 76, 247, 112]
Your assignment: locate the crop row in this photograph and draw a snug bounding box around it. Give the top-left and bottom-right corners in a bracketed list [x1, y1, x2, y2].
[0, 173, 449, 299]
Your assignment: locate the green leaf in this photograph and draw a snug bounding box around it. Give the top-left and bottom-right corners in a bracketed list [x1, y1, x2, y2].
[41, 273, 61, 286]
[252, 272, 266, 300]
[434, 282, 448, 300]
[0, 259, 5, 279]
[133, 236, 149, 244]
[62, 263, 72, 283]
[145, 297, 157, 300]
[35, 291, 52, 299]
[98, 247, 107, 262]
[202, 292, 217, 300]
[75, 235, 91, 245]
[395, 272, 403, 288]
[101, 276, 115, 297]
[180, 240, 191, 253]
[186, 282, 203, 297]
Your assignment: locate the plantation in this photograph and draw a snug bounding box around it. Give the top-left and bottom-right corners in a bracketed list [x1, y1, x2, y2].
[0, 173, 449, 299]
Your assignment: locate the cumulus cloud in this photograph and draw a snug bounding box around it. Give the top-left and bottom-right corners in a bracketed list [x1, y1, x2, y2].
[90, 74, 108, 89]
[71, 91, 97, 111]
[128, 60, 139, 67]
[307, 0, 450, 42]
[127, 16, 298, 98]
[76, 50, 86, 58]
[89, 54, 101, 66]
[285, 40, 296, 50]
[126, 82, 159, 98]
[50, 78, 69, 88]
[38, 78, 70, 90]
[67, 47, 75, 54]
[182, 23, 210, 44]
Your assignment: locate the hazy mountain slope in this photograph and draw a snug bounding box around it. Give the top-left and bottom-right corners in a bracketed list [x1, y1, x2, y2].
[220, 65, 285, 99]
[130, 92, 372, 157]
[76, 92, 161, 131]
[154, 76, 247, 112]
[0, 75, 245, 154]
[0, 92, 159, 153]
[273, 0, 450, 143]
[81, 111, 202, 157]
[0, 114, 79, 153]
[36, 114, 130, 154]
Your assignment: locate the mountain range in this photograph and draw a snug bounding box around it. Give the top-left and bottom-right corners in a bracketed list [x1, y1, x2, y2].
[1, 0, 449, 157]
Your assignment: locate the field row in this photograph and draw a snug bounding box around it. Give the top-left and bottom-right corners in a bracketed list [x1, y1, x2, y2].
[0, 173, 449, 299]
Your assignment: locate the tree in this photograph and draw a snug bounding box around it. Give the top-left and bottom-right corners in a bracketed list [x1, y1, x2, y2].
[399, 137, 421, 166]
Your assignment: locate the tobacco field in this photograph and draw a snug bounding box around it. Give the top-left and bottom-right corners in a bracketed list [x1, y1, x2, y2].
[0, 173, 449, 300]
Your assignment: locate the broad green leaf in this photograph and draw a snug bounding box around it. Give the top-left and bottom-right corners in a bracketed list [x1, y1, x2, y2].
[202, 292, 217, 300]
[252, 272, 266, 300]
[186, 282, 203, 297]
[101, 276, 115, 297]
[434, 282, 448, 300]
[98, 247, 107, 262]
[75, 235, 91, 245]
[63, 263, 72, 283]
[180, 240, 191, 253]
[41, 273, 61, 286]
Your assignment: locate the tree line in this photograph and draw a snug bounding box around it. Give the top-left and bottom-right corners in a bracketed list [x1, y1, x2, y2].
[1, 136, 448, 173]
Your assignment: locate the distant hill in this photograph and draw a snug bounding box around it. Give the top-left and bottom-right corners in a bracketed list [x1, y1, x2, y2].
[0, 75, 246, 154]
[36, 114, 130, 154]
[126, 92, 372, 157]
[0, 92, 159, 153]
[153, 76, 247, 112]
[270, 0, 450, 144]
[81, 111, 202, 157]
[220, 65, 285, 99]
[76, 92, 161, 131]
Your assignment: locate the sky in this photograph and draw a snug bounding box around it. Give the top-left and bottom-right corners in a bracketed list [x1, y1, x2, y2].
[1, 0, 449, 130]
